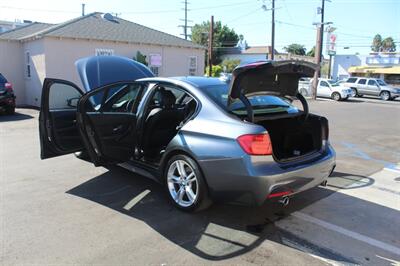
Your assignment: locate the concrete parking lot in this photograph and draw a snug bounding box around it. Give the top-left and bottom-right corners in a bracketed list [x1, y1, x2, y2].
[1, 97, 399, 265]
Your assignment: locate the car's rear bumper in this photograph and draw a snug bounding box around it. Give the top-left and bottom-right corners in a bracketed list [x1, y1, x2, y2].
[198, 144, 336, 205]
[0, 95, 16, 110]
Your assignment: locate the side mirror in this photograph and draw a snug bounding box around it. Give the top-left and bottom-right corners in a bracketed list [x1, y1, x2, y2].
[67, 97, 80, 108]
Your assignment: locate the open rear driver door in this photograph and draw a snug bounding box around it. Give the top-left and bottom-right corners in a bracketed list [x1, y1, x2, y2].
[39, 78, 85, 159]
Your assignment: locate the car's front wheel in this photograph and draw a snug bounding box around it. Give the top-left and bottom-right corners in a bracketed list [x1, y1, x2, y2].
[165, 154, 211, 212]
[331, 92, 341, 101]
[380, 91, 390, 101]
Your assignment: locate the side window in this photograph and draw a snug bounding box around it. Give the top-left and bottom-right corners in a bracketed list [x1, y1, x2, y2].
[84, 83, 144, 113]
[367, 80, 377, 86]
[358, 79, 367, 85]
[101, 83, 143, 113]
[49, 83, 81, 110]
[146, 84, 197, 119]
[320, 81, 329, 87]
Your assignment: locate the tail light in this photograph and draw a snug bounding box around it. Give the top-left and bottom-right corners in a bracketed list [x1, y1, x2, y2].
[237, 133, 273, 155]
[5, 82, 13, 93]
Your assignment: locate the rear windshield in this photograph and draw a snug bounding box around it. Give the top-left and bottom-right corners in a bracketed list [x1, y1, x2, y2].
[201, 84, 298, 115]
[0, 73, 7, 83]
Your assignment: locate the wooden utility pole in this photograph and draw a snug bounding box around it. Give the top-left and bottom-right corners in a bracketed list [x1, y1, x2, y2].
[208, 15, 214, 77]
[271, 0, 275, 60]
[318, 0, 325, 74]
[312, 26, 322, 100]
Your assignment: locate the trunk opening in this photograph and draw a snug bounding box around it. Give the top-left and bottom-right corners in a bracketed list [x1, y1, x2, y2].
[256, 114, 327, 162]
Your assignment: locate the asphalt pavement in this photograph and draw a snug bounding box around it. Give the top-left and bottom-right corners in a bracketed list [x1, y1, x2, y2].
[1, 97, 399, 265]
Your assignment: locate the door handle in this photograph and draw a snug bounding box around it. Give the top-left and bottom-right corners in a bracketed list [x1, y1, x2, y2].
[113, 125, 123, 133]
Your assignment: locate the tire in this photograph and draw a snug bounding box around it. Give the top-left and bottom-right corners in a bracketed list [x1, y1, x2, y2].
[350, 88, 358, 97]
[299, 88, 308, 97]
[331, 92, 341, 101]
[380, 91, 390, 101]
[6, 106, 15, 115]
[164, 154, 211, 212]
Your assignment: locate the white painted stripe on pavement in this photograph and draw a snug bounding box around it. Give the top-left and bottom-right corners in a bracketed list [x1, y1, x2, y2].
[123, 189, 151, 210]
[292, 212, 400, 256]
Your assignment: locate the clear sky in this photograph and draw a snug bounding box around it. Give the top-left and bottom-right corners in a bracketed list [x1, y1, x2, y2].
[1, 0, 399, 56]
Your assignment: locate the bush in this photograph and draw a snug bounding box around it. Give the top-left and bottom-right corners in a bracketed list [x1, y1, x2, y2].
[205, 65, 223, 77]
[221, 59, 241, 73]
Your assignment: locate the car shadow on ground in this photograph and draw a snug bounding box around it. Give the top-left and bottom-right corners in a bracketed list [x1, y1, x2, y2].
[0, 112, 34, 122]
[66, 167, 385, 263]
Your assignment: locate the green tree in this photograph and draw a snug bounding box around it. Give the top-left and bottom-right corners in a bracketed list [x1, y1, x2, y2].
[371, 34, 383, 52]
[191, 20, 240, 65]
[306, 46, 315, 57]
[221, 59, 241, 73]
[382, 37, 396, 52]
[283, 43, 306, 55]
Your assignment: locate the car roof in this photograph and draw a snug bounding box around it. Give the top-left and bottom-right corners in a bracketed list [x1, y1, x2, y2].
[171, 76, 230, 88]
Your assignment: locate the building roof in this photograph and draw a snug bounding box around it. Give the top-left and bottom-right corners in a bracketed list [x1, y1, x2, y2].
[0, 22, 53, 40]
[0, 13, 203, 49]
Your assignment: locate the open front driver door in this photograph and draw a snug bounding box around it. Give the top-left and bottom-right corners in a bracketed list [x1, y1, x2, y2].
[39, 78, 85, 159]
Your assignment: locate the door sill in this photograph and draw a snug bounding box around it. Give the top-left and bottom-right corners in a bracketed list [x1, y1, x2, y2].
[118, 160, 160, 183]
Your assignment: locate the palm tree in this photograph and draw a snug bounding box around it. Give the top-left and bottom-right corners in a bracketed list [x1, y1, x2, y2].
[381, 37, 396, 52]
[371, 34, 382, 52]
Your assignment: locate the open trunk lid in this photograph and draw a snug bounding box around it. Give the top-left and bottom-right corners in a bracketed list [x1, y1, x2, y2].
[228, 60, 317, 101]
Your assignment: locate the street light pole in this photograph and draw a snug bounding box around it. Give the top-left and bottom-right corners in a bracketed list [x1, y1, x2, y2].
[271, 0, 275, 60]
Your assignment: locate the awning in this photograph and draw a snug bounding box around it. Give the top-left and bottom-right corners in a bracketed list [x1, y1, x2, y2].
[348, 66, 400, 74]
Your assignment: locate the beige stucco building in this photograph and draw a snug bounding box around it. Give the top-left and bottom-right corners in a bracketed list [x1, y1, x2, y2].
[0, 13, 205, 107]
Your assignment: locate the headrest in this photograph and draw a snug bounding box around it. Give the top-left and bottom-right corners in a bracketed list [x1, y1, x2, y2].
[160, 90, 176, 108]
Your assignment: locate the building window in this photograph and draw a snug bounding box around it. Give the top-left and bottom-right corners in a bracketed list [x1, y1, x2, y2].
[25, 51, 31, 78]
[95, 48, 114, 56]
[189, 56, 197, 76]
[150, 66, 159, 77]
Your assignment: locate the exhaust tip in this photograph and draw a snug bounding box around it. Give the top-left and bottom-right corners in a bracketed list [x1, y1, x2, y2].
[278, 196, 290, 206]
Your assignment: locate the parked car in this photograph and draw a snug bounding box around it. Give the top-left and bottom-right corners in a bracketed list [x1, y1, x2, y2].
[342, 77, 400, 101]
[39, 56, 336, 212]
[299, 78, 352, 101]
[0, 73, 16, 114]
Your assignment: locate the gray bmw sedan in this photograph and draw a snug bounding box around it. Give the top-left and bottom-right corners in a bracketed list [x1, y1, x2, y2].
[39, 56, 336, 212]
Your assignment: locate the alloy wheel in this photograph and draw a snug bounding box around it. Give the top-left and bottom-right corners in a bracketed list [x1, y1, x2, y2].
[167, 160, 199, 207]
[332, 92, 341, 101]
[380, 91, 390, 101]
[350, 88, 357, 97]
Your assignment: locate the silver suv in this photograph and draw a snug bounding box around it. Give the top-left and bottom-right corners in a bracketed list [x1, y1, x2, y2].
[343, 77, 400, 101]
